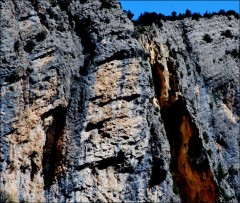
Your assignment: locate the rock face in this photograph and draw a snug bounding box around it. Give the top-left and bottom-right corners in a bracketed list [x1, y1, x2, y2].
[0, 0, 239, 202]
[139, 16, 239, 202]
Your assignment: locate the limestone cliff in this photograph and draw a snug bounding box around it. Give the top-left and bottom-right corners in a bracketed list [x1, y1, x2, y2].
[0, 0, 239, 202]
[139, 15, 239, 202]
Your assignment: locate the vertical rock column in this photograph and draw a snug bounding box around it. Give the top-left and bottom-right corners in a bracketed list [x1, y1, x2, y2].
[47, 0, 179, 202]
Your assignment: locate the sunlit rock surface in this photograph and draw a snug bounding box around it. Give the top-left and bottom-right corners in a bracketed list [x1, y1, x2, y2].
[0, 0, 239, 202]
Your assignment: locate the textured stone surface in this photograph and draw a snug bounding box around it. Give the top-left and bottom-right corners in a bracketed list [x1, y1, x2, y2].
[139, 15, 239, 202]
[0, 0, 239, 202]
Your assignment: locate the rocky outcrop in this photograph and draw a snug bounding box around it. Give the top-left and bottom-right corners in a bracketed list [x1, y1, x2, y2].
[0, 0, 239, 202]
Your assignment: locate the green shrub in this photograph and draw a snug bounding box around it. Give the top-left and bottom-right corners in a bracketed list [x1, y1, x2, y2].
[203, 132, 209, 143]
[123, 10, 134, 20]
[203, 11, 212, 19]
[169, 48, 177, 58]
[24, 40, 36, 52]
[105, 18, 110, 24]
[192, 13, 201, 21]
[207, 149, 212, 156]
[132, 31, 140, 39]
[5, 71, 21, 83]
[173, 182, 179, 194]
[2, 58, 8, 64]
[35, 31, 47, 42]
[43, 148, 52, 156]
[134, 9, 239, 27]
[47, 8, 59, 20]
[0, 190, 15, 203]
[216, 164, 227, 181]
[230, 49, 239, 58]
[221, 30, 233, 38]
[203, 34, 213, 43]
[132, 26, 146, 39]
[212, 92, 220, 104]
[50, 0, 58, 7]
[226, 49, 239, 58]
[27, 67, 34, 74]
[14, 40, 21, 52]
[219, 187, 232, 202]
[101, 0, 112, 9]
[226, 10, 239, 19]
[56, 24, 65, 32]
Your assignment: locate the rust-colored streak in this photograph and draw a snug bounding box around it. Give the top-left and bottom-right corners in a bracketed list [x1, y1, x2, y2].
[150, 52, 218, 202]
[177, 114, 217, 203]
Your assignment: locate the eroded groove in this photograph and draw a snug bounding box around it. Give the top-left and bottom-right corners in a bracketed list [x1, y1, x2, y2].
[85, 116, 128, 132]
[75, 151, 131, 173]
[75, 162, 91, 171]
[96, 151, 125, 170]
[98, 94, 140, 107]
[89, 95, 104, 102]
[85, 117, 112, 132]
[150, 51, 218, 202]
[41, 106, 67, 189]
[96, 50, 131, 66]
[20, 15, 35, 21]
[31, 49, 56, 61]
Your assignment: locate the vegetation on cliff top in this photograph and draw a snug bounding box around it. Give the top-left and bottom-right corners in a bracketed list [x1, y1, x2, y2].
[130, 9, 239, 27]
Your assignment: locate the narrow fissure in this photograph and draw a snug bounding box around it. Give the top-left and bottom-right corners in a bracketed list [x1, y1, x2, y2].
[70, 15, 96, 76]
[98, 94, 140, 107]
[41, 106, 67, 189]
[31, 49, 56, 61]
[150, 57, 218, 202]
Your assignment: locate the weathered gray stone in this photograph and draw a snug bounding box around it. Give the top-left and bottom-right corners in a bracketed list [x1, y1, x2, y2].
[0, 0, 239, 202]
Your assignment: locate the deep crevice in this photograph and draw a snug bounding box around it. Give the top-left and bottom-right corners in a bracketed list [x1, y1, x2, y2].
[41, 106, 67, 189]
[162, 100, 218, 202]
[149, 51, 218, 202]
[149, 157, 167, 188]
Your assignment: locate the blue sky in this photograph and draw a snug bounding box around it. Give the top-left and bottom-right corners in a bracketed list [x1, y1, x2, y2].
[120, 1, 240, 19]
